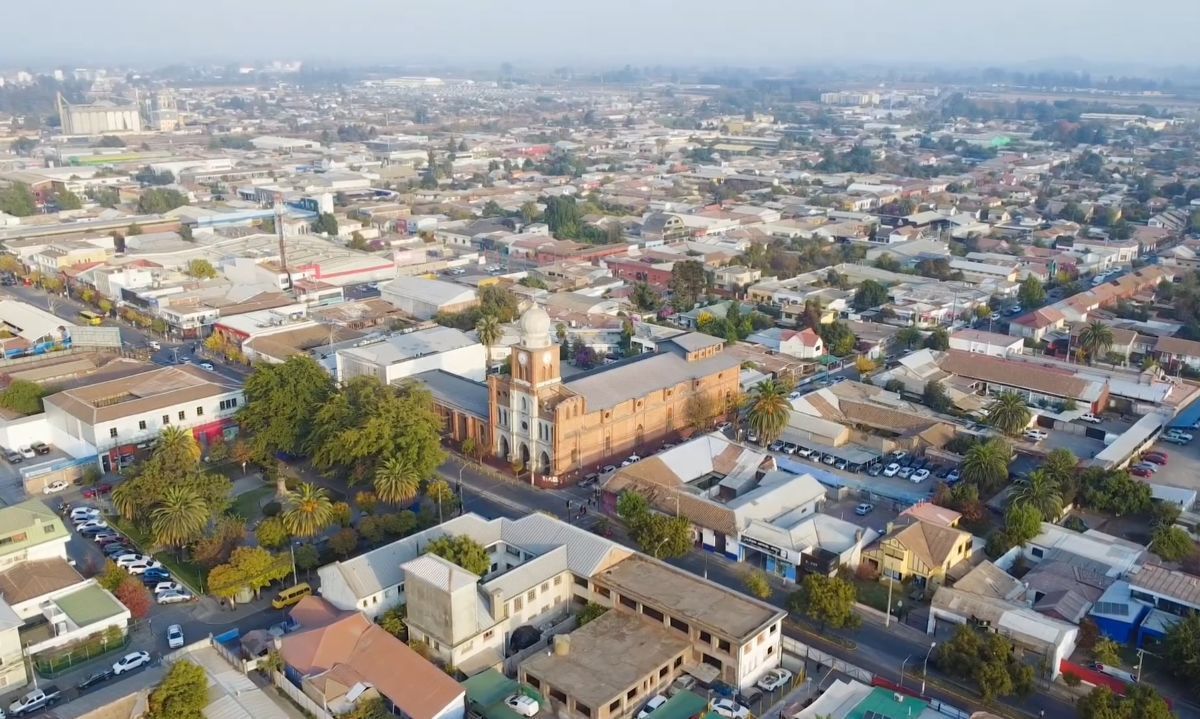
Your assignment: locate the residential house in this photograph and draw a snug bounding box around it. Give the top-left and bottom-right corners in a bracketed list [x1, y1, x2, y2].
[745, 327, 824, 360]
[861, 519, 973, 590]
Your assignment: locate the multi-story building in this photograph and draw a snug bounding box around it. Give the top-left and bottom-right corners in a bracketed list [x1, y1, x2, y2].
[487, 306, 741, 477]
[336, 326, 487, 384]
[42, 365, 244, 472]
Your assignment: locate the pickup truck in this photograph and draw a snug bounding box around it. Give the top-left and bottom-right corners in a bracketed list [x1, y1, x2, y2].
[7, 685, 62, 716]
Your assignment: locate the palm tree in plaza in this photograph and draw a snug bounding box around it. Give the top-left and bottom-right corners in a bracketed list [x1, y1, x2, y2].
[374, 456, 422, 505]
[151, 486, 209, 550]
[745, 379, 791, 446]
[282, 482, 336, 539]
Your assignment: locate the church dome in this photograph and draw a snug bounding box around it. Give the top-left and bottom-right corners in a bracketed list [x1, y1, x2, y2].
[519, 305, 552, 348]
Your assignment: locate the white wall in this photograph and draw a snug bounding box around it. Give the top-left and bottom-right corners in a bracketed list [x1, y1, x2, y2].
[735, 622, 783, 688]
[46, 389, 243, 454]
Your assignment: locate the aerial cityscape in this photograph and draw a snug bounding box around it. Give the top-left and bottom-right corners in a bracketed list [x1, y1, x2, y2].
[0, 3, 1199, 719]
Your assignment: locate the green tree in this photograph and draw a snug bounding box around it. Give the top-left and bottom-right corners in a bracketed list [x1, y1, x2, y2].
[1161, 612, 1200, 684]
[144, 659, 209, 719]
[1078, 321, 1115, 366]
[185, 258, 218, 279]
[631, 282, 660, 311]
[151, 486, 209, 549]
[788, 574, 859, 630]
[1076, 686, 1173, 719]
[475, 314, 502, 371]
[255, 517, 290, 551]
[294, 544, 320, 575]
[348, 231, 369, 251]
[577, 602, 609, 626]
[99, 560, 126, 593]
[1151, 525, 1195, 562]
[240, 355, 336, 460]
[669, 260, 707, 311]
[818, 320, 857, 356]
[55, 189, 82, 210]
[1010, 470, 1063, 522]
[988, 502, 1042, 556]
[743, 569, 772, 599]
[282, 483, 335, 539]
[312, 212, 339, 235]
[208, 546, 292, 603]
[1043, 449, 1081, 504]
[0, 182, 37, 216]
[895, 326, 923, 350]
[0, 379, 47, 415]
[852, 280, 889, 311]
[345, 697, 390, 719]
[136, 188, 188, 214]
[425, 535, 490, 575]
[374, 457, 422, 505]
[985, 392, 1031, 436]
[192, 516, 245, 569]
[925, 327, 950, 351]
[615, 491, 694, 560]
[961, 438, 1012, 495]
[1092, 638, 1122, 665]
[1017, 275, 1046, 309]
[935, 625, 1034, 702]
[426, 478, 455, 522]
[330, 527, 360, 557]
[379, 606, 407, 639]
[1078, 469, 1152, 516]
[923, 380, 951, 412]
[306, 377, 446, 486]
[745, 378, 791, 446]
[157, 425, 202, 469]
[685, 392, 721, 432]
[542, 196, 581, 238]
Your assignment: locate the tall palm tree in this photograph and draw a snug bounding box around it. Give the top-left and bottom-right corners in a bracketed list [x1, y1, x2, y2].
[1010, 469, 1063, 522]
[156, 425, 202, 469]
[985, 392, 1032, 436]
[425, 478, 455, 523]
[745, 379, 791, 446]
[475, 314, 502, 374]
[111, 482, 138, 520]
[151, 486, 209, 549]
[282, 482, 335, 539]
[374, 457, 422, 505]
[961, 438, 1012, 494]
[1077, 321, 1114, 366]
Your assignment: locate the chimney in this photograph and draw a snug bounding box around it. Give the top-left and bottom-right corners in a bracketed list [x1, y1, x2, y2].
[491, 588, 506, 619]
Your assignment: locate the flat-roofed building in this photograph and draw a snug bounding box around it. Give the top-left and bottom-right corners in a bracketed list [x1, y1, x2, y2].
[519, 611, 691, 719]
[336, 326, 487, 384]
[382, 277, 478, 320]
[43, 365, 244, 472]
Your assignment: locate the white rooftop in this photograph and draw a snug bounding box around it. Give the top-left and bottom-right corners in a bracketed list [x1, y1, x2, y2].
[338, 326, 477, 366]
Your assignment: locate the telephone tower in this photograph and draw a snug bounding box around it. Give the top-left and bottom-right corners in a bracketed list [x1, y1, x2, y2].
[273, 193, 291, 293]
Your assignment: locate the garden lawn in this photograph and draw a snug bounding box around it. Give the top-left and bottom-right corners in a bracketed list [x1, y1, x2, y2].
[231, 486, 275, 520]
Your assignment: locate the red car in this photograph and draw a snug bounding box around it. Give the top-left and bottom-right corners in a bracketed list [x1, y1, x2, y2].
[1142, 454, 1168, 466]
[82, 484, 113, 499]
[1130, 466, 1153, 478]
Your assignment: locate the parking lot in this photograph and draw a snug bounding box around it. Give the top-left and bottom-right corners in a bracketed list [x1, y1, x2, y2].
[1137, 432, 1200, 494]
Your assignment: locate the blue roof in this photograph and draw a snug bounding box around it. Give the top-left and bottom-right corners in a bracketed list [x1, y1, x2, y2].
[1168, 397, 1200, 429]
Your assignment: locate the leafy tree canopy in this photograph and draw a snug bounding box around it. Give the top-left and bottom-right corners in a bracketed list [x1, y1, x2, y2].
[425, 535, 490, 576]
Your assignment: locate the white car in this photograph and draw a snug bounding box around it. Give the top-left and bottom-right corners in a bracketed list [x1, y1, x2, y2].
[199, 361, 214, 371]
[154, 582, 186, 595]
[1166, 429, 1194, 442]
[1024, 429, 1048, 442]
[156, 590, 194, 605]
[822, 454, 836, 465]
[112, 650, 151, 675]
[166, 624, 184, 649]
[883, 463, 900, 477]
[756, 668, 794, 692]
[70, 507, 100, 522]
[148, 340, 161, 350]
[911, 469, 930, 483]
[713, 700, 750, 719]
[897, 466, 914, 479]
[505, 695, 539, 718]
[42, 480, 69, 494]
[75, 519, 108, 532]
[115, 554, 153, 567]
[620, 455, 642, 467]
[18, 446, 34, 459]
[126, 561, 164, 575]
[746, 430, 758, 444]
[797, 447, 813, 458]
[1080, 413, 1102, 424]
[636, 695, 668, 719]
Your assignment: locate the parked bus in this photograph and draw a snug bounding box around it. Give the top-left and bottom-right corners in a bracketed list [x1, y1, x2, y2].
[78, 310, 103, 326]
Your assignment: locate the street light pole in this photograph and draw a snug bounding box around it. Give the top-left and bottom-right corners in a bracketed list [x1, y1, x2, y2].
[899, 654, 913, 689]
[920, 641, 937, 696]
[884, 576, 894, 627]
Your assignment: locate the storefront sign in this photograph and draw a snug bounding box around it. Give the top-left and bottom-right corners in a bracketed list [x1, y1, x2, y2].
[740, 535, 790, 562]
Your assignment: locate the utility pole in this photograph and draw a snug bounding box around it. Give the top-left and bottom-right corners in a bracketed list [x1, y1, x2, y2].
[920, 641, 937, 695]
[274, 193, 290, 295]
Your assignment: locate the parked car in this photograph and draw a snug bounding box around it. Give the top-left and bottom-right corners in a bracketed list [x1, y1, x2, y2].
[756, 668, 794, 692]
[867, 463, 883, 477]
[1131, 466, 1153, 478]
[3, 449, 22, 464]
[91, 532, 120, 544]
[70, 507, 100, 522]
[42, 480, 69, 494]
[17, 446, 34, 459]
[8, 685, 61, 716]
[745, 430, 758, 444]
[1163, 434, 1190, 446]
[148, 340, 161, 351]
[103, 544, 136, 558]
[822, 454, 837, 466]
[667, 675, 697, 697]
[636, 695, 668, 719]
[115, 554, 154, 567]
[897, 466, 914, 479]
[911, 469, 930, 483]
[156, 590, 194, 605]
[166, 624, 184, 649]
[883, 463, 900, 477]
[782, 442, 798, 454]
[736, 688, 762, 708]
[768, 441, 785, 452]
[268, 617, 301, 637]
[506, 695, 540, 718]
[1080, 413, 1102, 424]
[154, 581, 186, 595]
[797, 447, 814, 458]
[620, 455, 642, 467]
[1166, 429, 1193, 441]
[112, 651, 151, 675]
[855, 503, 874, 516]
[126, 561, 165, 575]
[82, 483, 114, 499]
[76, 669, 114, 691]
[1024, 429, 1048, 442]
[199, 361, 215, 371]
[77, 521, 110, 535]
[1142, 453, 1169, 465]
[30, 441, 50, 455]
[713, 699, 750, 719]
[946, 468, 962, 484]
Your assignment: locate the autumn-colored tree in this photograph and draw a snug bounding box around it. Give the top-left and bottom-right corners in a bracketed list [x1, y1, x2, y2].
[114, 576, 154, 618]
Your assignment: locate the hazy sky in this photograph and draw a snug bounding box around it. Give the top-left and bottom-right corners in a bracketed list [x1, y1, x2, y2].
[6, 0, 1198, 69]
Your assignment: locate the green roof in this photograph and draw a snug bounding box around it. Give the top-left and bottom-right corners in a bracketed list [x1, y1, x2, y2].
[848, 687, 930, 719]
[461, 668, 538, 719]
[55, 585, 126, 627]
[0, 500, 67, 558]
[653, 691, 709, 719]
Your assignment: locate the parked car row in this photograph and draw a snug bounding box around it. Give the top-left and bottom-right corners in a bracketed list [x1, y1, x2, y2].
[2, 442, 50, 464]
[67, 507, 195, 605]
[866, 451, 960, 485]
